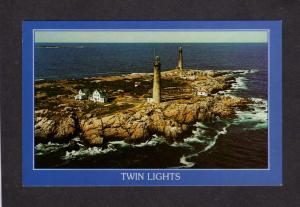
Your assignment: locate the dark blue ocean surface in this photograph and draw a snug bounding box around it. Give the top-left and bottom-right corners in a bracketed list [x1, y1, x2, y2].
[34, 43, 268, 169]
[34, 43, 268, 80]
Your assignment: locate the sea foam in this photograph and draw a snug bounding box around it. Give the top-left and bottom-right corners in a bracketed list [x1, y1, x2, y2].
[234, 97, 268, 130]
[35, 142, 68, 155]
[63, 146, 117, 160]
[232, 76, 248, 90]
[178, 122, 230, 168]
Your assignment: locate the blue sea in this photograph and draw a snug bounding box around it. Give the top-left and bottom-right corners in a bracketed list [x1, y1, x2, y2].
[34, 43, 268, 169]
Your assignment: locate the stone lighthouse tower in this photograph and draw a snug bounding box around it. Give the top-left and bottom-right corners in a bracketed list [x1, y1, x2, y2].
[177, 47, 183, 70]
[153, 56, 161, 104]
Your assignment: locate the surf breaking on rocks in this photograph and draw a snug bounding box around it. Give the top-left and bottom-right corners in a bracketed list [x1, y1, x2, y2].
[34, 69, 268, 168]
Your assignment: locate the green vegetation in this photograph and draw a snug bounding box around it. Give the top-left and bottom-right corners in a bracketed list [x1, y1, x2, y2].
[35, 99, 60, 110]
[101, 78, 152, 96]
[103, 103, 135, 115]
[161, 78, 187, 88]
[85, 102, 105, 111]
[71, 80, 101, 90]
[34, 70, 193, 117]
[35, 85, 69, 97]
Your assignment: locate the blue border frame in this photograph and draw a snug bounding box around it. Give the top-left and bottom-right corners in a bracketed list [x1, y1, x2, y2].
[23, 21, 282, 186]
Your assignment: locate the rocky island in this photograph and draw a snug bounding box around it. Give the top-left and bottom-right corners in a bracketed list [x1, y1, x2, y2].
[35, 62, 250, 146]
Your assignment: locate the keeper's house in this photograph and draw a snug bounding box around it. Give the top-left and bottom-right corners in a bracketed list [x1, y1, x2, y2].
[90, 90, 108, 103]
[74, 89, 89, 100]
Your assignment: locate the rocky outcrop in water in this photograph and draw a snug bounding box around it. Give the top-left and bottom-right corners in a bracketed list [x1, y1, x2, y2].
[34, 96, 249, 145]
[35, 110, 78, 141]
[34, 69, 251, 145]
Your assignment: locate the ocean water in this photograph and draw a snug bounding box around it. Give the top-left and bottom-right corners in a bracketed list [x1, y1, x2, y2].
[34, 43, 268, 169]
[34, 43, 267, 80]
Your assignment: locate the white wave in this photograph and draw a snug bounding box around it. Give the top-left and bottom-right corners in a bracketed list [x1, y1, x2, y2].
[134, 140, 158, 147]
[240, 69, 259, 74]
[202, 123, 229, 152]
[63, 146, 117, 160]
[227, 69, 259, 93]
[63, 135, 169, 159]
[107, 134, 167, 149]
[184, 136, 205, 144]
[230, 69, 258, 74]
[170, 123, 209, 149]
[248, 69, 259, 74]
[35, 142, 67, 155]
[72, 137, 82, 142]
[194, 122, 209, 129]
[234, 98, 268, 130]
[170, 141, 193, 148]
[231, 76, 248, 90]
[35, 78, 45, 81]
[179, 155, 196, 168]
[181, 122, 209, 145]
[250, 97, 267, 105]
[108, 140, 130, 148]
[178, 97, 267, 168]
[178, 122, 230, 168]
[134, 134, 167, 147]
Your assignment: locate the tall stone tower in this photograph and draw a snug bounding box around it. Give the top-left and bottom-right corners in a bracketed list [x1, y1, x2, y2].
[153, 56, 161, 104]
[177, 47, 183, 70]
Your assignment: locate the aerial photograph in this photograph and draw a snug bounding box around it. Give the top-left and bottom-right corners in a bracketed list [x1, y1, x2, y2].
[33, 30, 268, 169]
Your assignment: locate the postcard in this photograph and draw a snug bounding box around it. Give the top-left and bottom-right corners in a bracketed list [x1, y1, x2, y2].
[22, 21, 282, 186]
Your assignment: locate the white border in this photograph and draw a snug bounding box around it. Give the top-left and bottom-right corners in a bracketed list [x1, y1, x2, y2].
[32, 29, 270, 171]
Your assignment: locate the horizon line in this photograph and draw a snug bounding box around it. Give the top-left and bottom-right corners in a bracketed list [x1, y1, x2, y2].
[35, 42, 268, 44]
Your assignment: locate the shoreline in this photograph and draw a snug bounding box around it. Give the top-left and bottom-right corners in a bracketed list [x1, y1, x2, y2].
[34, 68, 258, 82]
[34, 69, 252, 147]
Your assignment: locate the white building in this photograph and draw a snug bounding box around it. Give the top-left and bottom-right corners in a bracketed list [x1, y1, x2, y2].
[134, 81, 141, 87]
[147, 98, 153, 103]
[196, 91, 209, 96]
[90, 90, 108, 103]
[75, 89, 87, 100]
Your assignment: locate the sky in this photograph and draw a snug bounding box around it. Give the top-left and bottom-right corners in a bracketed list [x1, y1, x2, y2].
[35, 30, 268, 43]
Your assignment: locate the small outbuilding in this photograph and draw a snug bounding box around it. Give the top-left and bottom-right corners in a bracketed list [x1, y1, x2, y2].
[75, 89, 89, 100]
[134, 81, 141, 87]
[196, 91, 209, 96]
[147, 98, 154, 103]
